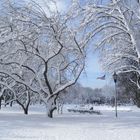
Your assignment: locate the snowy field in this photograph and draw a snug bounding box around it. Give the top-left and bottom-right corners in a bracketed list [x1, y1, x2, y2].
[0, 105, 140, 140]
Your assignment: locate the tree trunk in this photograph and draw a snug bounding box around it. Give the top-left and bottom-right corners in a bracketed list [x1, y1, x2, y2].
[60, 104, 63, 114]
[23, 107, 28, 115]
[47, 107, 56, 118]
[0, 97, 1, 110]
[10, 101, 13, 107]
[16, 90, 31, 115]
[46, 97, 57, 118]
[16, 100, 29, 115]
[135, 91, 140, 108]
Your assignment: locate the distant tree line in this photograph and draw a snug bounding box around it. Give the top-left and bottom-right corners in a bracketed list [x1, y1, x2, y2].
[58, 83, 133, 106]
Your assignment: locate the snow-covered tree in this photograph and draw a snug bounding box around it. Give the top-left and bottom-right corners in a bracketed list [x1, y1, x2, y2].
[77, 0, 140, 92]
[0, 0, 85, 117]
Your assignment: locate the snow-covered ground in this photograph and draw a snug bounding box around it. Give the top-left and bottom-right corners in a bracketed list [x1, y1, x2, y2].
[0, 105, 140, 140]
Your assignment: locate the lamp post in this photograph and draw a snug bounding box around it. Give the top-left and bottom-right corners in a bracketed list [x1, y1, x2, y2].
[113, 72, 118, 118]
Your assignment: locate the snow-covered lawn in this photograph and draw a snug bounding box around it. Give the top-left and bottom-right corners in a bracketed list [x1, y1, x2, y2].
[0, 105, 140, 140]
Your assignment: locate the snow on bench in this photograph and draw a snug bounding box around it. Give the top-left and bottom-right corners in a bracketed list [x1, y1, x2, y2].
[67, 108, 101, 115]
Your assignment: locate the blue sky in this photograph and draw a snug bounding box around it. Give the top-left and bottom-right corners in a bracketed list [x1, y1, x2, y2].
[78, 47, 108, 88]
